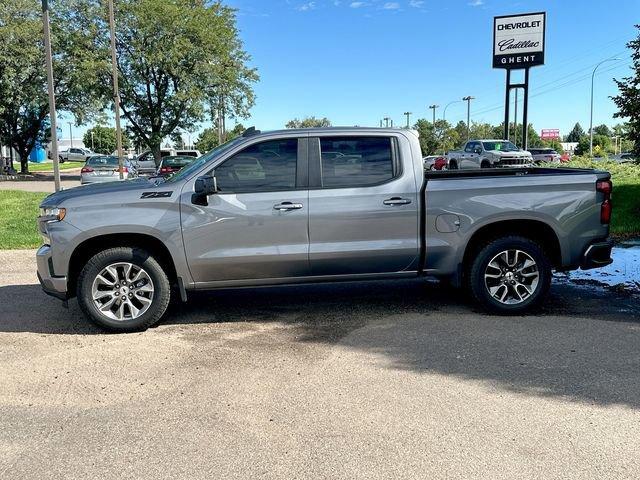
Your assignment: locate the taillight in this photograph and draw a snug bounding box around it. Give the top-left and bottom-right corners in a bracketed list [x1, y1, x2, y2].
[596, 180, 613, 224]
[114, 167, 128, 173]
[160, 167, 171, 173]
[81, 166, 93, 173]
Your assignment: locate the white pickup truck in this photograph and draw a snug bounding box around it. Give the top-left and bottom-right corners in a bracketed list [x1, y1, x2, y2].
[447, 140, 533, 169]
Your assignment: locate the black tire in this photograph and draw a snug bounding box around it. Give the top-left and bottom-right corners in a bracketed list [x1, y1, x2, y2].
[468, 236, 551, 314]
[480, 160, 491, 168]
[59, 156, 65, 163]
[77, 247, 171, 332]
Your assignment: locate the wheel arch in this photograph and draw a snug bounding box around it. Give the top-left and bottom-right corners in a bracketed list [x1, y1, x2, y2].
[67, 233, 179, 298]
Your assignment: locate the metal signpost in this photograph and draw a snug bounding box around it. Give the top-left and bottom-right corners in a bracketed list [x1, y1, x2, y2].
[494, 12, 546, 150]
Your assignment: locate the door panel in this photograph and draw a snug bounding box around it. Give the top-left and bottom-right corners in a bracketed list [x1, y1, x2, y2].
[308, 135, 419, 276]
[181, 137, 310, 283]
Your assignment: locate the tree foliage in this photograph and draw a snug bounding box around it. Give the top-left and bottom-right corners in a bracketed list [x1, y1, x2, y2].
[0, 0, 106, 173]
[565, 122, 586, 142]
[100, 0, 258, 160]
[194, 123, 245, 153]
[612, 24, 640, 156]
[83, 125, 130, 154]
[285, 117, 332, 128]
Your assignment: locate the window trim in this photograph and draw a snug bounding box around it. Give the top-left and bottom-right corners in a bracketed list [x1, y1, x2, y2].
[308, 135, 402, 190]
[209, 137, 306, 194]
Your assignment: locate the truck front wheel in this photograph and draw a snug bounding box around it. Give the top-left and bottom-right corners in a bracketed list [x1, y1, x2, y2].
[77, 247, 171, 332]
[468, 236, 551, 314]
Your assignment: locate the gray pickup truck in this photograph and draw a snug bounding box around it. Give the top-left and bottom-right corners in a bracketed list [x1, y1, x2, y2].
[447, 139, 533, 169]
[37, 127, 613, 332]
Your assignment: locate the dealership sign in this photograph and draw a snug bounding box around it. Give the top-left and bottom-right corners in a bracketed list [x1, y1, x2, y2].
[541, 129, 560, 140]
[493, 12, 546, 69]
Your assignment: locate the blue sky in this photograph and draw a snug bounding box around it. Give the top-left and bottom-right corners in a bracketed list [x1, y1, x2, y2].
[69, 0, 638, 143]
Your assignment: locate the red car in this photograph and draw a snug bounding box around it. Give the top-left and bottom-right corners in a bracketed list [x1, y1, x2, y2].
[156, 155, 196, 177]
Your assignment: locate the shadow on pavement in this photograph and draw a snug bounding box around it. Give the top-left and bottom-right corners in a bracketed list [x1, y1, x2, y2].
[1, 279, 639, 408]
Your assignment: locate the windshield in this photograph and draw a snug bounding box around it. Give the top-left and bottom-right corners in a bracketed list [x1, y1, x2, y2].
[164, 137, 246, 183]
[482, 141, 520, 152]
[87, 156, 119, 167]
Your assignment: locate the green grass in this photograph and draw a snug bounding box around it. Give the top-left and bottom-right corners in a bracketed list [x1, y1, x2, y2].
[0, 191, 47, 249]
[26, 161, 81, 172]
[559, 157, 640, 238]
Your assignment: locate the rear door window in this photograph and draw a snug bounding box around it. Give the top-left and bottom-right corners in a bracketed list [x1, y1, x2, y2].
[319, 136, 397, 188]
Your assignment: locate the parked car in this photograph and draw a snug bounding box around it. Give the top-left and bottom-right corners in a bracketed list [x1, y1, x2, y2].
[60, 147, 95, 163]
[423, 155, 446, 171]
[37, 127, 613, 332]
[157, 155, 197, 177]
[134, 149, 177, 176]
[175, 149, 202, 158]
[80, 155, 137, 184]
[447, 140, 533, 169]
[610, 152, 638, 164]
[528, 148, 561, 164]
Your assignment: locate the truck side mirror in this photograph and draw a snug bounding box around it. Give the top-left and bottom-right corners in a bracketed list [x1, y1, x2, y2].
[474, 147, 482, 154]
[192, 175, 217, 206]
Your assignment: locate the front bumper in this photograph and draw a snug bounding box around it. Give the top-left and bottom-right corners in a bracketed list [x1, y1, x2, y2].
[36, 245, 68, 300]
[580, 239, 614, 270]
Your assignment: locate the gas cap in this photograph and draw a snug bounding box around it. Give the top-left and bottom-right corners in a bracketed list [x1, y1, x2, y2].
[436, 214, 461, 233]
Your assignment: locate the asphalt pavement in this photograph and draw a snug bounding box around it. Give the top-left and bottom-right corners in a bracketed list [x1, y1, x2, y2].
[1, 249, 639, 479]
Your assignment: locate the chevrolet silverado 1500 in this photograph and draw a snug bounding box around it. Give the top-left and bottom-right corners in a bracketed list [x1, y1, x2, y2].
[37, 127, 613, 332]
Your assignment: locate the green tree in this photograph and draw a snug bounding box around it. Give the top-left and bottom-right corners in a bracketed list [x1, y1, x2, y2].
[612, 24, 640, 156]
[0, 0, 106, 173]
[194, 123, 245, 153]
[83, 125, 130, 154]
[286, 117, 331, 128]
[593, 124, 612, 137]
[100, 0, 258, 162]
[565, 123, 586, 143]
[575, 134, 611, 156]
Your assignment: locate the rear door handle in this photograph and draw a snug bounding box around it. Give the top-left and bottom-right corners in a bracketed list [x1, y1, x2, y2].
[383, 197, 412, 206]
[274, 202, 303, 211]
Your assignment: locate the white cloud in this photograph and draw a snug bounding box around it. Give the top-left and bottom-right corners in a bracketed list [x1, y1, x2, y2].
[350, 1, 366, 7]
[468, 0, 484, 6]
[297, 1, 316, 11]
[409, 0, 425, 7]
[382, 2, 400, 9]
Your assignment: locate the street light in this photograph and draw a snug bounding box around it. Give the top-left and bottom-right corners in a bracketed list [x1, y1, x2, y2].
[462, 96, 475, 140]
[442, 100, 461, 122]
[590, 57, 620, 157]
[404, 112, 412, 128]
[428, 105, 439, 125]
[68, 122, 73, 148]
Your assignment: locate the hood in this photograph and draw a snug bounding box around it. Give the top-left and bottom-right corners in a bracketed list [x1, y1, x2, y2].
[40, 178, 156, 207]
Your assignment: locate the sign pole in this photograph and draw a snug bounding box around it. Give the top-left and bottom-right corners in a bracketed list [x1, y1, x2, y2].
[522, 67, 530, 150]
[503, 69, 510, 141]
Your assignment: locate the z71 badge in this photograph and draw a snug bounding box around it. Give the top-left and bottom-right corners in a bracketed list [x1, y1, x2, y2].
[141, 191, 172, 199]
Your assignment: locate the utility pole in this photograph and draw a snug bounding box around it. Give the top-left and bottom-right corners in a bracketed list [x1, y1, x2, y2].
[462, 96, 474, 140]
[42, 0, 61, 191]
[91, 131, 95, 151]
[108, 0, 124, 179]
[379, 119, 383, 128]
[513, 89, 518, 146]
[68, 122, 73, 148]
[428, 105, 439, 125]
[403, 112, 412, 128]
[590, 57, 620, 157]
[442, 100, 461, 122]
[390, 119, 394, 128]
[383, 117, 390, 128]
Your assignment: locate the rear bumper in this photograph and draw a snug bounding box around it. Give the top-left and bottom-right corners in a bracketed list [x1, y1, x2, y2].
[36, 245, 68, 300]
[580, 239, 614, 270]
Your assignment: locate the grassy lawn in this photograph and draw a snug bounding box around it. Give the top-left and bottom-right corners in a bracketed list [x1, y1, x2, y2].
[557, 158, 640, 238]
[25, 161, 82, 172]
[0, 191, 47, 249]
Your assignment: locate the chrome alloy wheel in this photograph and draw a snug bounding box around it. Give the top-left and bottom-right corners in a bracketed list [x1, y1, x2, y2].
[91, 262, 154, 321]
[484, 249, 540, 305]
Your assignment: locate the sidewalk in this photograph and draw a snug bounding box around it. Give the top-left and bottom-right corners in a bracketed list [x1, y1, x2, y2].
[0, 171, 80, 192]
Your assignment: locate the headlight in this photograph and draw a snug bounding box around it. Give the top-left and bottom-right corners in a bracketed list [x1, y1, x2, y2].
[39, 207, 66, 222]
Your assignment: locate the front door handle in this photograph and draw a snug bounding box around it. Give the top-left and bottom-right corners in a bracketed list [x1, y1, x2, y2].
[383, 197, 411, 206]
[274, 202, 303, 211]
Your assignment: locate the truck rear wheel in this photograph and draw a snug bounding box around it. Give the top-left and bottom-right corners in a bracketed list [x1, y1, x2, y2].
[77, 247, 171, 332]
[468, 236, 551, 314]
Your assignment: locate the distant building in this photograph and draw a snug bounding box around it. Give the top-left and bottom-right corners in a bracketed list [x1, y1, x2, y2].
[561, 142, 578, 155]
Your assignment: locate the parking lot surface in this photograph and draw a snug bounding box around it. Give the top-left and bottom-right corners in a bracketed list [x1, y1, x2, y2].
[1, 249, 640, 479]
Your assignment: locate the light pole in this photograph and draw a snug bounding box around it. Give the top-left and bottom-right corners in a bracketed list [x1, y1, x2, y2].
[404, 112, 412, 128]
[590, 57, 620, 157]
[442, 100, 461, 122]
[42, 0, 60, 191]
[462, 96, 475, 140]
[108, 0, 125, 178]
[383, 117, 390, 128]
[68, 122, 73, 148]
[90, 131, 94, 151]
[428, 105, 439, 125]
